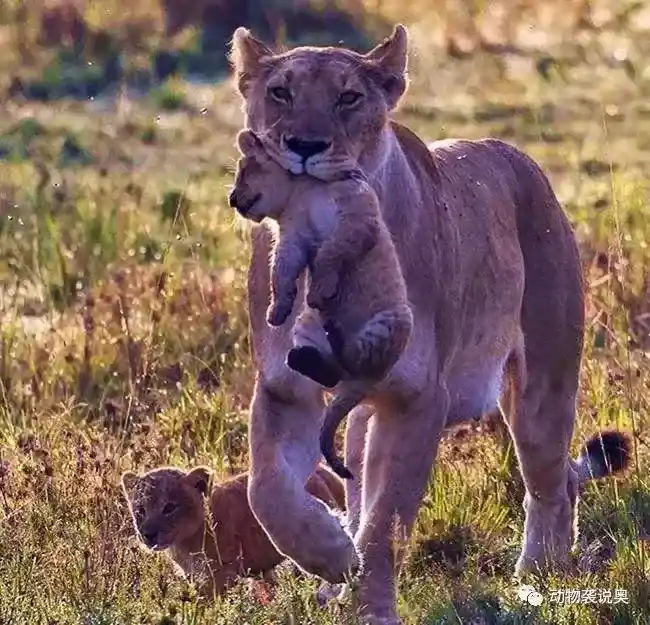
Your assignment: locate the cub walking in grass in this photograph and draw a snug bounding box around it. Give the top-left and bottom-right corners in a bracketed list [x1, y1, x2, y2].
[121, 464, 345, 599]
[229, 129, 413, 478]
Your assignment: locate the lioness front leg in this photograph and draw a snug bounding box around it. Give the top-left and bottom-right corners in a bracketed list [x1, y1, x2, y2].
[344, 405, 372, 536]
[267, 240, 308, 327]
[353, 386, 449, 624]
[247, 380, 360, 584]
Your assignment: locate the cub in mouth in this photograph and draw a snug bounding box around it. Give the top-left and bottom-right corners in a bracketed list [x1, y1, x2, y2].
[229, 129, 413, 478]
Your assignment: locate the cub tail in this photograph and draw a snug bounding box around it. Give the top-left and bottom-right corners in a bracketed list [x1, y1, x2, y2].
[320, 382, 367, 480]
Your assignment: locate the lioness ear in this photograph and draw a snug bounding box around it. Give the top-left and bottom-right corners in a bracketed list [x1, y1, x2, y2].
[364, 24, 409, 109]
[236, 129, 264, 155]
[229, 27, 274, 97]
[121, 471, 139, 501]
[186, 466, 211, 497]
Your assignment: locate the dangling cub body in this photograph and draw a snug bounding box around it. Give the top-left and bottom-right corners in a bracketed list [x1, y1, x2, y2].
[229, 129, 413, 478]
[121, 464, 345, 598]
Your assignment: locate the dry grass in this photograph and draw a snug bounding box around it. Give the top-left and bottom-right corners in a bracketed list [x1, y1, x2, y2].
[0, 1, 649, 623]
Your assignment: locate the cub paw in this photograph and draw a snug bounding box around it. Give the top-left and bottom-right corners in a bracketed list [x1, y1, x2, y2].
[307, 274, 338, 310]
[333, 168, 368, 184]
[266, 301, 292, 327]
[286, 346, 342, 388]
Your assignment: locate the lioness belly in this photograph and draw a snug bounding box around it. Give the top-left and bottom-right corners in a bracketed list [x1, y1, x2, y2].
[445, 361, 507, 425]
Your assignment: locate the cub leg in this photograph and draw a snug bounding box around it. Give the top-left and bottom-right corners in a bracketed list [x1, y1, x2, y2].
[339, 304, 413, 379]
[287, 307, 344, 388]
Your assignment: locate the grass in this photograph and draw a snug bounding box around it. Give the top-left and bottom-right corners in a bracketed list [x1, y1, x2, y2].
[0, 1, 649, 623]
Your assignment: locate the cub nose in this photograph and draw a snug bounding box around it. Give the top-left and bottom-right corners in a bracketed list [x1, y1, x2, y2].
[141, 529, 158, 546]
[284, 136, 331, 160]
[228, 190, 240, 209]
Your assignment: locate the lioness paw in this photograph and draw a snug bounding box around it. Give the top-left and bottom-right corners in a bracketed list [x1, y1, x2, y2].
[316, 582, 348, 608]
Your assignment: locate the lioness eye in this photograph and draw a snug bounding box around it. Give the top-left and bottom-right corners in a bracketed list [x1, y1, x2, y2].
[269, 86, 291, 103]
[162, 502, 177, 515]
[338, 91, 362, 107]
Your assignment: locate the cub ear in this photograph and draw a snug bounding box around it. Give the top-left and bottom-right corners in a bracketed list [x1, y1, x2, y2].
[236, 129, 264, 155]
[186, 466, 212, 497]
[364, 24, 409, 110]
[121, 471, 139, 501]
[229, 27, 274, 97]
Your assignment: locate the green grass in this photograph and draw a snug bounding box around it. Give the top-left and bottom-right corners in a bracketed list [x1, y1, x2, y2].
[0, 1, 649, 623]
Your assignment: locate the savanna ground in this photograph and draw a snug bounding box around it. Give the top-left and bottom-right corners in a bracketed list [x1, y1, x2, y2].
[0, 1, 649, 623]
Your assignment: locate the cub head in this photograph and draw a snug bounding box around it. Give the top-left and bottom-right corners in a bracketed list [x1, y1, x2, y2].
[121, 466, 211, 551]
[229, 129, 293, 222]
[229, 24, 410, 181]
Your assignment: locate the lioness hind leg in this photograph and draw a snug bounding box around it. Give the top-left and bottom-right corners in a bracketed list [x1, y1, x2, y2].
[507, 357, 579, 575]
[502, 143, 585, 575]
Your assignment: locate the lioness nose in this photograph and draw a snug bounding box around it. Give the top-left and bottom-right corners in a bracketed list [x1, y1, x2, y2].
[284, 136, 331, 159]
[228, 190, 239, 209]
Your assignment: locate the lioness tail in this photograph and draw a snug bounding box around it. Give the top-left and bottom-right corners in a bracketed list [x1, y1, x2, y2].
[574, 430, 632, 484]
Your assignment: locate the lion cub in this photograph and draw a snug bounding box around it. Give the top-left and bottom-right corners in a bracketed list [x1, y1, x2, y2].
[229, 130, 413, 478]
[121, 464, 345, 598]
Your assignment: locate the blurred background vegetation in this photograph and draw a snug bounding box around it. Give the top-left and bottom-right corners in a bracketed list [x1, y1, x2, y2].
[0, 1, 649, 623]
[0, 0, 646, 100]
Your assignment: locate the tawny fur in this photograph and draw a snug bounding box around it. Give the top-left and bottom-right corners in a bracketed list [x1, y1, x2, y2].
[229, 24, 631, 624]
[231, 129, 413, 479]
[121, 464, 345, 599]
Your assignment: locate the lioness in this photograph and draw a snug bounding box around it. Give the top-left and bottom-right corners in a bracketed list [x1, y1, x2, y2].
[230, 24, 631, 624]
[229, 128, 413, 479]
[121, 464, 345, 598]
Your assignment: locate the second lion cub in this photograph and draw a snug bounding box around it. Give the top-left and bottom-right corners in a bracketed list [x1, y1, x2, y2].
[121, 464, 345, 599]
[229, 130, 413, 478]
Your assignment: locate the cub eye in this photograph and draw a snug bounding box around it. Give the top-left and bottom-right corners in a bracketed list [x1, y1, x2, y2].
[269, 86, 291, 103]
[338, 91, 363, 107]
[162, 502, 178, 516]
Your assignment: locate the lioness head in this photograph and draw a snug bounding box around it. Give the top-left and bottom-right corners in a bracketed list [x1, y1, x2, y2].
[229, 129, 295, 223]
[121, 466, 211, 551]
[229, 24, 409, 180]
